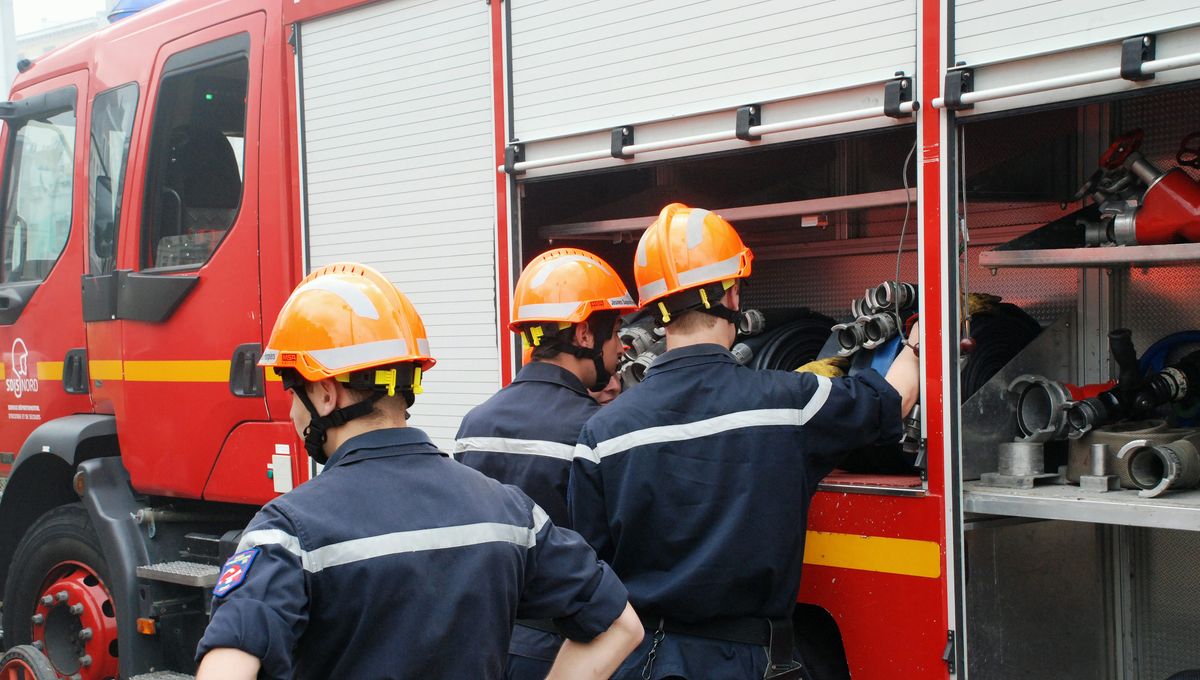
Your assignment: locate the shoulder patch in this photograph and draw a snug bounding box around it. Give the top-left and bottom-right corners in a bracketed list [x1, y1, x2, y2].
[213, 547, 260, 597]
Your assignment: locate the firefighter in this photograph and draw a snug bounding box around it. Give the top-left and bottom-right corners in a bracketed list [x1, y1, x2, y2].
[195, 263, 642, 680]
[569, 204, 921, 680]
[455, 248, 637, 679]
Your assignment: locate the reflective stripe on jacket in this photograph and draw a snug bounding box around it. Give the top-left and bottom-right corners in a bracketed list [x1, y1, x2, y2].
[197, 427, 627, 680]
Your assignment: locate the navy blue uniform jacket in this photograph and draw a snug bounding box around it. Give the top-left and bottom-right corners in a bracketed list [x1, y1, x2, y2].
[196, 427, 627, 680]
[569, 344, 902, 678]
[455, 361, 601, 664]
[455, 361, 599, 528]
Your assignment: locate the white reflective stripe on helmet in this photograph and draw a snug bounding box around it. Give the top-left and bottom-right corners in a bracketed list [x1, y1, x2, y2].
[530, 254, 608, 288]
[637, 277, 668, 303]
[238, 517, 547, 574]
[293, 277, 380, 320]
[591, 376, 832, 460]
[517, 300, 586, 320]
[307, 338, 409, 372]
[453, 436, 576, 461]
[416, 338, 431, 356]
[686, 209, 711, 249]
[676, 252, 746, 288]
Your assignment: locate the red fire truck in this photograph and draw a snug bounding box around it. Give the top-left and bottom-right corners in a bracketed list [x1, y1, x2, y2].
[0, 0, 1197, 678]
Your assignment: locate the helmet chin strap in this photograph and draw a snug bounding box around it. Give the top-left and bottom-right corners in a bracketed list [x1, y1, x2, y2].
[288, 379, 383, 465]
[656, 281, 745, 339]
[559, 342, 610, 391]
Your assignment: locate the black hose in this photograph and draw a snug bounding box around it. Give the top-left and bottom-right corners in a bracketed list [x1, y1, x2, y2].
[960, 302, 1042, 398]
[741, 309, 836, 371]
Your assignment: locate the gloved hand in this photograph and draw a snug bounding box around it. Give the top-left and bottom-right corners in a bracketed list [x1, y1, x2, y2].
[795, 356, 850, 378]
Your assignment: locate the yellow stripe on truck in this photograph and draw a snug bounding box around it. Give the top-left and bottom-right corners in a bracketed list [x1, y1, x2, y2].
[36, 362, 64, 380]
[123, 360, 230, 382]
[84, 359, 279, 383]
[88, 360, 123, 381]
[803, 531, 941, 579]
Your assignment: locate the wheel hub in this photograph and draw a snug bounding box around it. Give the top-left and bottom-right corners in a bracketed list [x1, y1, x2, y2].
[30, 562, 118, 680]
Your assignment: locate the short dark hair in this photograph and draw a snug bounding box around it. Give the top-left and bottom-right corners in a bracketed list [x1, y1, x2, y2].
[529, 311, 621, 360]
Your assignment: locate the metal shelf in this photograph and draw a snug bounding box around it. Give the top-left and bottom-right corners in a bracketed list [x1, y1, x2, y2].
[978, 203, 1200, 269]
[963, 481, 1200, 531]
[979, 242, 1200, 269]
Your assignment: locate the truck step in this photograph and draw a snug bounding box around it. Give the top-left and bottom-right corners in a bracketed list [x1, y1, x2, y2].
[129, 673, 194, 680]
[135, 561, 219, 587]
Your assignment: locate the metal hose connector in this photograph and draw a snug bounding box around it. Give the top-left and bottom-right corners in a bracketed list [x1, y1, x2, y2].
[619, 350, 659, 388]
[620, 325, 663, 363]
[1115, 435, 1200, 498]
[866, 281, 917, 313]
[860, 313, 899, 350]
[737, 309, 766, 336]
[833, 320, 867, 357]
[1008, 374, 1074, 442]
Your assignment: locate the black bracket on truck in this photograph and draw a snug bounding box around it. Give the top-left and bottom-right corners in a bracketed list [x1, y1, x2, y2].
[884, 75, 914, 118]
[736, 105, 762, 141]
[504, 142, 525, 175]
[942, 68, 974, 111]
[1120, 34, 1155, 82]
[610, 125, 634, 159]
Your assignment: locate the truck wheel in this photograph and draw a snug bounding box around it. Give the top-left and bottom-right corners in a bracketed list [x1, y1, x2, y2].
[0, 644, 59, 679]
[3, 504, 120, 680]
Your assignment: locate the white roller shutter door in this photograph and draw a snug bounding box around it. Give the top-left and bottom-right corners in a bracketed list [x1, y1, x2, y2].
[507, 0, 917, 176]
[956, 0, 1200, 67]
[299, 0, 499, 450]
[947, 2, 1200, 116]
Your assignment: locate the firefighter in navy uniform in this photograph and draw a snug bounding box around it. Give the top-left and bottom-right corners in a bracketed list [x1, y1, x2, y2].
[569, 205, 921, 680]
[195, 263, 642, 680]
[455, 248, 637, 679]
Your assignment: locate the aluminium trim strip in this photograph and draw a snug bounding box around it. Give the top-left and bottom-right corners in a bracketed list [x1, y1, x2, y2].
[498, 102, 917, 174]
[931, 50, 1200, 109]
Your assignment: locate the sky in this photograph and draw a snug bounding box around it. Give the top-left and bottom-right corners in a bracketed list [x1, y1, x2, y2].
[13, 0, 107, 34]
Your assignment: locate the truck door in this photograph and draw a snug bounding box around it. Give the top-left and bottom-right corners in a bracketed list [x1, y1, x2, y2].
[110, 15, 268, 498]
[0, 71, 91, 477]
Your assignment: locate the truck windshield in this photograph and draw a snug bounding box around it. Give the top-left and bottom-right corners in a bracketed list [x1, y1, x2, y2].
[2, 107, 76, 283]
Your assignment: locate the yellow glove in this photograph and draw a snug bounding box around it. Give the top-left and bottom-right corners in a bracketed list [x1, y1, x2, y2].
[967, 293, 1001, 316]
[795, 355, 850, 378]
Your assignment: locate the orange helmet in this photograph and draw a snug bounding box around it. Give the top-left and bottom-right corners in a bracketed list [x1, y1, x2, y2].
[511, 247, 635, 333]
[260, 262, 435, 386]
[634, 203, 753, 322]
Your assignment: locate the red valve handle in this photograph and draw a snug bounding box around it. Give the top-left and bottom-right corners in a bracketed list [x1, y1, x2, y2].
[1100, 129, 1144, 169]
[1177, 131, 1200, 169]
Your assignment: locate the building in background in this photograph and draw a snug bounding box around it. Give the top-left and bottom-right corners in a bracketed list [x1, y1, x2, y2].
[0, 0, 117, 91]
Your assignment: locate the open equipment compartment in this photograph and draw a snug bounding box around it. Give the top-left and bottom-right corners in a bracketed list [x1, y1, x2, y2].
[959, 82, 1200, 679]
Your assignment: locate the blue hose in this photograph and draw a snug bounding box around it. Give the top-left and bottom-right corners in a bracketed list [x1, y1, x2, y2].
[1138, 331, 1200, 374]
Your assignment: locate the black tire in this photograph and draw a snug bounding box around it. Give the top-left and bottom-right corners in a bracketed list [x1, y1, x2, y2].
[2, 503, 116, 676]
[0, 644, 59, 679]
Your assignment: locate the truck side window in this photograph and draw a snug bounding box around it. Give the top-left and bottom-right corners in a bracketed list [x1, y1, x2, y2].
[1, 104, 76, 283]
[88, 83, 138, 275]
[141, 42, 248, 270]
